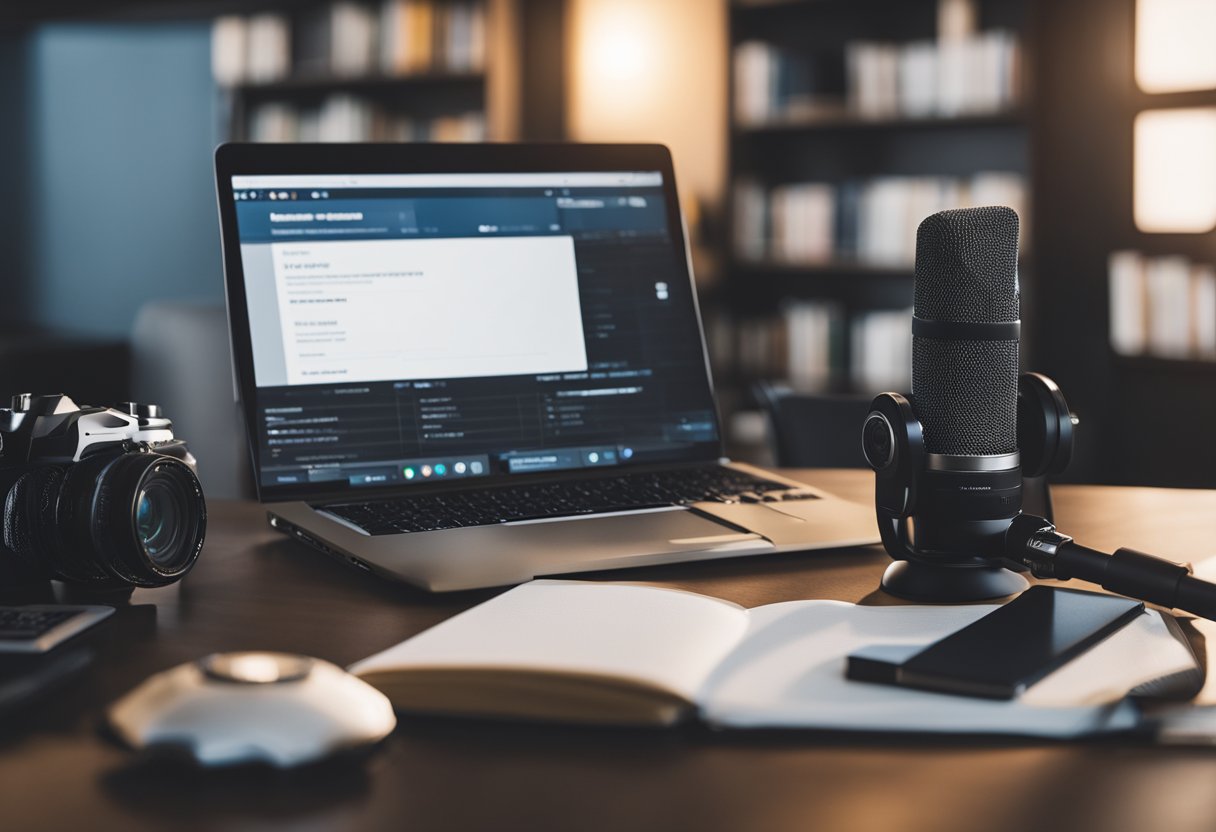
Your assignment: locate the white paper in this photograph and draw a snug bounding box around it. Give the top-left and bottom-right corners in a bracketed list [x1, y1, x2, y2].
[351, 582, 1197, 737]
[1143, 607, 1216, 743]
[699, 602, 1195, 737]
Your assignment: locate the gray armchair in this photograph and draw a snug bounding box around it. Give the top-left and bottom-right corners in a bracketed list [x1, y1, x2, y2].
[754, 382, 873, 469]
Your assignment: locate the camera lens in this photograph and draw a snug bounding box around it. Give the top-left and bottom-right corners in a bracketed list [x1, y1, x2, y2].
[111, 456, 205, 584]
[0, 451, 206, 588]
[89, 453, 206, 587]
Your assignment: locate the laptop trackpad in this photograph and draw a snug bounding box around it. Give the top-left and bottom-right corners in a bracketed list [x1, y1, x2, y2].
[489, 508, 768, 580]
[691, 502, 822, 547]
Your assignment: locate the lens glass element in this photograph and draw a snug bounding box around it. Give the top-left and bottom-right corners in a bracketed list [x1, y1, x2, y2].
[136, 478, 185, 566]
[130, 459, 203, 575]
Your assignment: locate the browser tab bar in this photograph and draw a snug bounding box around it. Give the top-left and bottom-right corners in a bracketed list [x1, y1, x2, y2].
[231, 172, 664, 190]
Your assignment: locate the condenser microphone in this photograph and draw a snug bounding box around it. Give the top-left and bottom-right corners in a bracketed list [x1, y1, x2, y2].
[864, 206, 1216, 616]
[909, 206, 1022, 560]
[862, 205, 1031, 600]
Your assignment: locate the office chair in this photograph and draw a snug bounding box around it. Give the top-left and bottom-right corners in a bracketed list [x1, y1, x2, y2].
[754, 382, 873, 469]
[131, 299, 254, 499]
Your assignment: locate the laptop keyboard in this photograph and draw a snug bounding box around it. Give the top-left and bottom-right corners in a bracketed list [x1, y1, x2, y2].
[320, 467, 818, 535]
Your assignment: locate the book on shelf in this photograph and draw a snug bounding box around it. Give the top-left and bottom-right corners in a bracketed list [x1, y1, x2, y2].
[435, 0, 487, 72]
[734, 173, 1027, 268]
[783, 302, 843, 391]
[851, 308, 913, 393]
[1109, 251, 1216, 362]
[381, 0, 435, 74]
[731, 303, 844, 391]
[732, 180, 768, 262]
[242, 13, 293, 85]
[295, 2, 380, 78]
[348, 579, 1197, 736]
[211, 16, 249, 86]
[733, 41, 844, 126]
[211, 1, 486, 86]
[770, 183, 834, 264]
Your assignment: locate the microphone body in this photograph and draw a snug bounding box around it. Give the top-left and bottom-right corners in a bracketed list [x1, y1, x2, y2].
[910, 206, 1022, 559]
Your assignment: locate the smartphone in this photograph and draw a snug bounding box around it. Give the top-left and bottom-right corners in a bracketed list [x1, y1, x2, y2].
[850, 586, 1144, 700]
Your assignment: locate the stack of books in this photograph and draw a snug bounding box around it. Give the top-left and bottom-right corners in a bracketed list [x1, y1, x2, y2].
[846, 31, 1020, 120]
[733, 30, 1019, 126]
[726, 304, 912, 394]
[247, 100, 486, 143]
[211, 0, 486, 85]
[213, 13, 292, 85]
[734, 173, 1027, 267]
[1109, 252, 1216, 361]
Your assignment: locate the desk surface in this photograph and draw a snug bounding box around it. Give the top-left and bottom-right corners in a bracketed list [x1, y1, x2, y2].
[2, 470, 1216, 832]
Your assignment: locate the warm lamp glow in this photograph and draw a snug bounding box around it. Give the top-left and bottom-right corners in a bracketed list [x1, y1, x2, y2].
[1136, 0, 1216, 93]
[566, 0, 727, 215]
[1134, 108, 1216, 233]
[580, 6, 654, 84]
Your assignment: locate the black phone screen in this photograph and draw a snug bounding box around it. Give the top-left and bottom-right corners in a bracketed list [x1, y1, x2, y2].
[896, 586, 1144, 699]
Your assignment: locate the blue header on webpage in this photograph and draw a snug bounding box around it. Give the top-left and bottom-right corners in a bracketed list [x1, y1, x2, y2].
[234, 191, 668, 244]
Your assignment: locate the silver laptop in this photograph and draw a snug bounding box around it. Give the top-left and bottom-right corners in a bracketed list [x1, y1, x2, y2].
[215, 143, 878, 591]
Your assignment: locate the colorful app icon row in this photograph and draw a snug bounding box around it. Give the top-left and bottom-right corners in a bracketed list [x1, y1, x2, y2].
[403, 460, 484, 480]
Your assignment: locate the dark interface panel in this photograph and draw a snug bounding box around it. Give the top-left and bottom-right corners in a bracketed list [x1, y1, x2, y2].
[230, 172, 719, 491]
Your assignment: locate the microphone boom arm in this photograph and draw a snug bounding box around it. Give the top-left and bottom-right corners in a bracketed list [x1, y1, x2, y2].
[1006, 514, 1216, 622]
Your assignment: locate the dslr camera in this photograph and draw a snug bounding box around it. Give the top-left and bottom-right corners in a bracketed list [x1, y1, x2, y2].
[0, 393, 206, 588]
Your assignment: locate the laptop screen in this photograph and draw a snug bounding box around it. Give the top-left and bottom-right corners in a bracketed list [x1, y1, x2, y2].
[227, 170, 720, 492]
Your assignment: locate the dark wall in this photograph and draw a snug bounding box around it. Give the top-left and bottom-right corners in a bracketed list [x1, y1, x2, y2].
[27, 22, 224, 338]
[1027, 0, 1131, 483]
[0, 32, 32, 326]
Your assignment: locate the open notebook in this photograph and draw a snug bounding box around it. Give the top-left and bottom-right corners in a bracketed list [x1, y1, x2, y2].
[349, 580, 1198, 737]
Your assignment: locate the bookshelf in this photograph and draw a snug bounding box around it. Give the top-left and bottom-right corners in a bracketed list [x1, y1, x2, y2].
[1031, 0, 1216, 486]
[719, 0, 1033, 456]
[211, 0, 538, 143]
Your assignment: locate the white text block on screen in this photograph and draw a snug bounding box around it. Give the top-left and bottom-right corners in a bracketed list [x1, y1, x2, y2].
[269, 235, 587, 385]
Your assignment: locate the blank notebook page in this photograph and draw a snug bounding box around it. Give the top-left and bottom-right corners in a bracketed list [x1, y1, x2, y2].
[698, 601, 1196, 736]
[349, 580, 751, 702]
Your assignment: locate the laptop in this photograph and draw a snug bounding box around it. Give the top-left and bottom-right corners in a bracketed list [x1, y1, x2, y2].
[215, 143, 878, 591]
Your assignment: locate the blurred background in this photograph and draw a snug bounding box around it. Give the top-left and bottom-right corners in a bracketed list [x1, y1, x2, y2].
[1, 0, 1214, 494]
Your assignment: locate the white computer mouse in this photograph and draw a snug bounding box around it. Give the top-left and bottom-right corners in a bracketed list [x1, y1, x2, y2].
[107, 652, 397, 768]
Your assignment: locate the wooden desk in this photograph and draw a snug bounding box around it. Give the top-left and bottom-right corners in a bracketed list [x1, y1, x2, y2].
[2, 470, 1216, 832]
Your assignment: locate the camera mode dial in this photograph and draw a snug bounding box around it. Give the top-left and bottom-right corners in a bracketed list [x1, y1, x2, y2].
[118, 402, 163, 419]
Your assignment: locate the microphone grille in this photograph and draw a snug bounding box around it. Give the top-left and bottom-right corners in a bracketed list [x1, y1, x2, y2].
[911, 206, 1020, 456]
[912, 339, 1019, 455]
[913, 206, 1019, 324]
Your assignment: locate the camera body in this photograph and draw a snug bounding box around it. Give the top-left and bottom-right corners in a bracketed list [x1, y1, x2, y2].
[0, 394, 206, 588]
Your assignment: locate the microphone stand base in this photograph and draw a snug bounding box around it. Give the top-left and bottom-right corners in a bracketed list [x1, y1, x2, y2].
[881, 560, 1028, 602]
